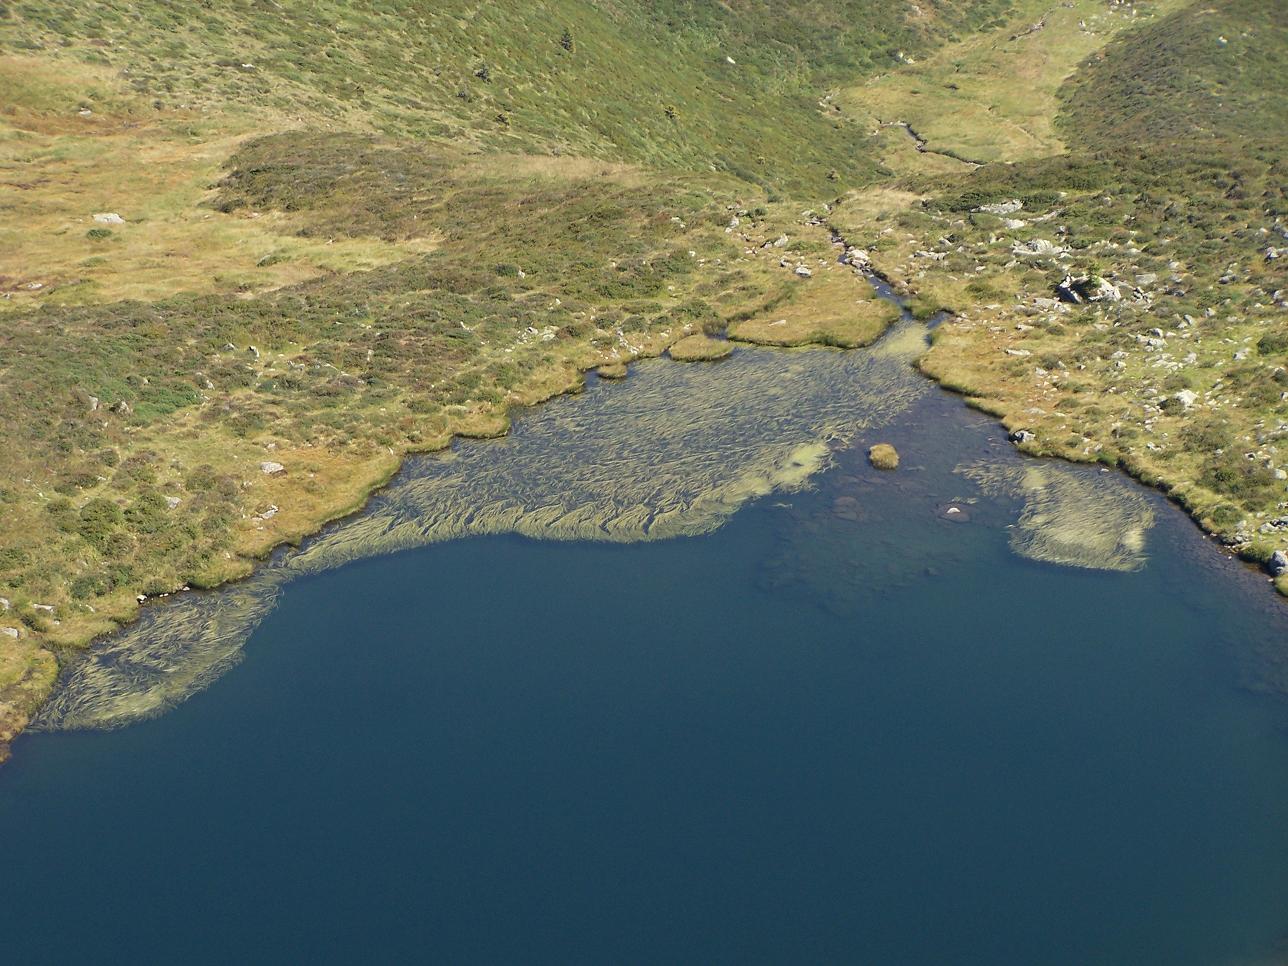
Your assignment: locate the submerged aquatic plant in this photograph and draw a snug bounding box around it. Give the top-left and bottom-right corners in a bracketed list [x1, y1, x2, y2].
[958, 462, 1155, 572]
[37, 327, 931, 732]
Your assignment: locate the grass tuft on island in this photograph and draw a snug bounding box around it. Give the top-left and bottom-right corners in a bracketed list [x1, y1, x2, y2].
[868, 444, 900, 470]
[669, 335, 734, 362]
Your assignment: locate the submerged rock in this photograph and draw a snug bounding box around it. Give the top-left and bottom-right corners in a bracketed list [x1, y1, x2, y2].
[831, 495, 862, 521]
[937, 502, 971, 522]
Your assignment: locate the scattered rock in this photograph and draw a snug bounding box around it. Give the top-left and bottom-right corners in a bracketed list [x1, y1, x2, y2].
[1090, 278, 1122, 302]
[976, 199, 1023, 216]
[868, 443, 900, 470]
[1270, 551, 1288, 577]
[259, 461, 285, 475]
[842, 247, 870, 268]
[669, 335, 733, 362]
[1056, 274, 1120, 304]
[1012, 239, 1067, 259]
[1, 627, 18, 639]
[794, 265, 813, 278]
[1009, 429, 1036, 445]
[92, 212, 125, 225]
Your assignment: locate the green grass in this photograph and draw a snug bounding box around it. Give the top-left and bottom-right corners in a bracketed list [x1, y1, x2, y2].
[0, 0, 1011, 196]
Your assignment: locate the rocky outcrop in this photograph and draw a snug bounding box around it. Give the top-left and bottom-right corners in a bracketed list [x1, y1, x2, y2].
[1056, 274, 1121, 304]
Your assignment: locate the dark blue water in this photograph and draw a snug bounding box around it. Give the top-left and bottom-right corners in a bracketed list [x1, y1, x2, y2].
[3, 390, 1288, 964]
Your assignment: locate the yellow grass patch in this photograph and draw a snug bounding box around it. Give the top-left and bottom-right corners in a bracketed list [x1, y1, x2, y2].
[669, 334, 733, 361]
[730, 269, 899, 348]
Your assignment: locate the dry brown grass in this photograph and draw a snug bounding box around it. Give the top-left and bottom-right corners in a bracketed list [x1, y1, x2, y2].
[0, 57, 431, 314]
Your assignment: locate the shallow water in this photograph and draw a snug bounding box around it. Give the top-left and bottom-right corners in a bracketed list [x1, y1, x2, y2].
[4, 335, 1288, 963]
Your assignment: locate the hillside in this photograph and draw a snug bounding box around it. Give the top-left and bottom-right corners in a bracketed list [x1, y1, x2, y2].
[1, 0, 1013, 194]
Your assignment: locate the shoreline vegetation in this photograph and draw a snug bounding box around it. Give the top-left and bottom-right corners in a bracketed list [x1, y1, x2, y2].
[2, 0, 1286, 759]
[832, 0, 1288, 594]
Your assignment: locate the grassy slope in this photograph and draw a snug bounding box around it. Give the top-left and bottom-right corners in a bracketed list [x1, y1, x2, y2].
[0, 0, 1016, 758]
[838, 0, 1288, 587]
[1, 0, 1006, 195]
[841, 0, 1189, 165]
